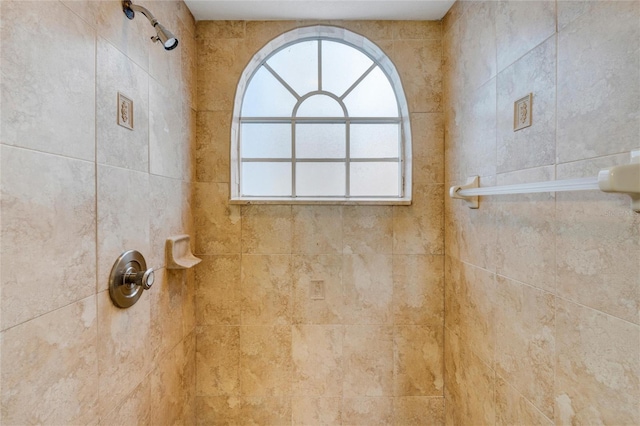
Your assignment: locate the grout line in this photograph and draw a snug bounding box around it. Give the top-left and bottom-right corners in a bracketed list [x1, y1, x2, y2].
[450, 256, 640, 328]
[496, 371, 554, 425]
[93, 31, 102, 415]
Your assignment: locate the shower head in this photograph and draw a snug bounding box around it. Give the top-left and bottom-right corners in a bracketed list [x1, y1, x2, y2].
[122, 0, 179, 51]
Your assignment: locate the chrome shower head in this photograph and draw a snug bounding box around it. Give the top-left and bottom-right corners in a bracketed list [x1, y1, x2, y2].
[122, 0, 179, 51]
[152, 23, 179, 51]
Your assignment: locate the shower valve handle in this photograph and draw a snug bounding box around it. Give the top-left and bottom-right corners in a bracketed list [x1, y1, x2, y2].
[123, 266, 155, 290]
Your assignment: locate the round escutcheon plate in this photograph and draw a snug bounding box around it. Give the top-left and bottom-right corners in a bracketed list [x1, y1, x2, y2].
[109, 250, 147, 308]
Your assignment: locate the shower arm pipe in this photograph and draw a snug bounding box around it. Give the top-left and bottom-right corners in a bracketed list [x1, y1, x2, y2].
[449, 157, 640, 212]
[123, 1, 159, 27]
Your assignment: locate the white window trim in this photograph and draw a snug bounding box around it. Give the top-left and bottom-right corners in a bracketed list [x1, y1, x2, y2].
[230, 25, 412, 205]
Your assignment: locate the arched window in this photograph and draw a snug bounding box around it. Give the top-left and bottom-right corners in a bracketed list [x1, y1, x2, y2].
[231, 26, 412, 204]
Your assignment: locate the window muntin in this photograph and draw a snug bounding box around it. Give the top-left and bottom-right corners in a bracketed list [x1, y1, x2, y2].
[232, 27, 412, 204]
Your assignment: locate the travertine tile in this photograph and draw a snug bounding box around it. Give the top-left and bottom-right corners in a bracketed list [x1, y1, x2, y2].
[495, 275, 555, 418]
[442, 0, 470, 36]
[150, 341, 185, 426]
[496, 166, 556, 292]
[176, 1, 196, 37]
[242, 396, 292, 425]
[455, 1, 497, 93]
[443, 327, 495, 426]
[194, 182, 241, 255]
[411, 113, 444, 185]
[343, 325, 393, 397]
[442, 13, 463, 120]
[196, 396, 242, 425]
[557, 1, 640, 163]
[391, 39, 442, 113]
[184, 100, 197, 183]
[101, 376, 151, 426]
[242, 205, 292, 254]
[196, 326, 240, 396]
[97, 290, 151, 418]
[96, 37, 149, 172]
[292, 397, 342, 425]
[93, 0, 150, 70]
[179, 21, 198, 110]
[150, 78, 190, 180]
[149, 21, 182, 101]
[183, 268, 198, 338]
[342, 397, 393, 425]
[97, 165, 150, 292]
[197, 37, 248, 112]
[292, 325, 343, 396]
[444, 175, 497, 271]
[1, 0, 95, 161]
[196, 255, 242, 325]
[343, 254, 393, 325]
[239, 326, 292, 396]
[445, 257, 496, 368]
[196, 111, 231, 183]
[182, 331, 197, 425]
[460, 78, 497, 179]
[497, 37, 556, 173]
[1, 296, 98, 425]
[150, 268, 184, 359]
[394, 21, 442, 40]
[197, 21, 246, 40]
[1, 146, 96, 329]
[292, 255, 344, 324]
[556, 0, 593, 31]
[241, 255, 292, 325]
[496, 376, 553, 426]
[244, 20, 299, 55]
[556, 154, 640, 324]
[393, 255, 444, 326]
[555, 298, 640, 425]
[393, 396, 445, 425]
[394, 325, 443, 396]
[332, 20, 394, 43]
[292, 206, 343, 254]
[149, 175, 191, 269]
[393, 184, 444, 255]
[495, 0, 555, 72]
[343, 206, 392, 255]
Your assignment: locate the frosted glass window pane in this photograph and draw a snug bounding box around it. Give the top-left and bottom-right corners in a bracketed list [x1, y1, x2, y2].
[351, 124, 399, 158]
[322, 41, 373, 97]
[241, 123, 291, 158]
[296, 95, 344, 117]
[267, 40, 318, 96]
[242, 162, 291, 196]
[242, 67, 297, 117]
[296, 124, 345, 158]
[296, 163, 345, 196]
[350, 162, 399, 196]
[343, 67, 399, 117]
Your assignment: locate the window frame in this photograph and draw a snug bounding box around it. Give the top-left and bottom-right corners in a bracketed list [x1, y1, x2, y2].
[230, 25, 412, 205]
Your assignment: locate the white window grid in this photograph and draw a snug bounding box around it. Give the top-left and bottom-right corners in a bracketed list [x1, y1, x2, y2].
[231, 26, 413, 205]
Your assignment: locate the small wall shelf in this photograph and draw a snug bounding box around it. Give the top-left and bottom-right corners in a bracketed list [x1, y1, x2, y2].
[165, 235, 201, 269]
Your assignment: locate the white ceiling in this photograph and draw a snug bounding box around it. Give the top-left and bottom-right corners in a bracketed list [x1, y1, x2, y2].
[184, 1, 456, 21]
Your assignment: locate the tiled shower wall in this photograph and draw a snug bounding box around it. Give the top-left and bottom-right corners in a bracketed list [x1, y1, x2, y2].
[1, 0, 197, 424]
[194, 21, 445, 424]
[443, 1, 640, 424]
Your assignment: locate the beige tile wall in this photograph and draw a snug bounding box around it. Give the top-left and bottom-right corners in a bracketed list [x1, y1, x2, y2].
[443, 1, 640, 424]
[0, 0, 197, 424]
[194, 20, 445, 425]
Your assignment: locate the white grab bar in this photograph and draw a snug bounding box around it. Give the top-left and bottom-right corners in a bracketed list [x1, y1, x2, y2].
[449, 156, 640, 212]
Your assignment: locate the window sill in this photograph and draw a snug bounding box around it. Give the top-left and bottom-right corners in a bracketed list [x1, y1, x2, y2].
[229, 197, 412, 206]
